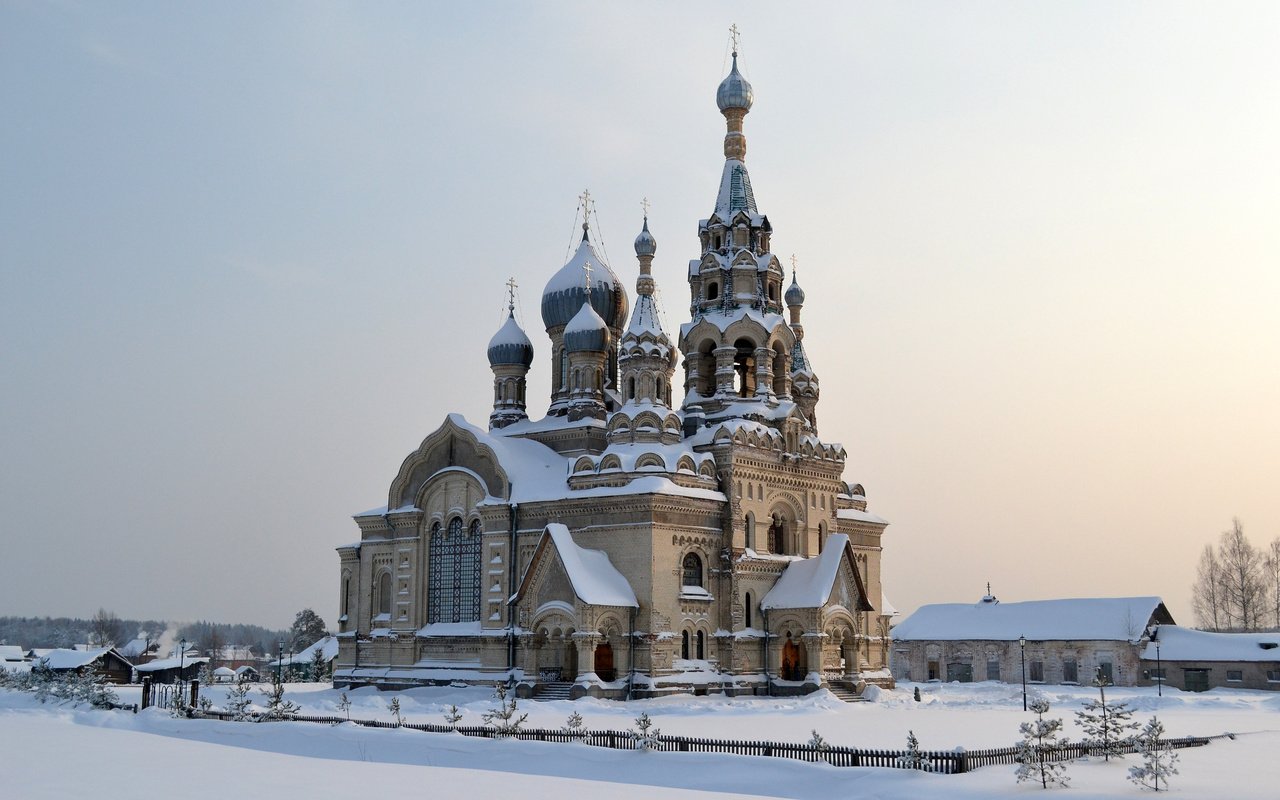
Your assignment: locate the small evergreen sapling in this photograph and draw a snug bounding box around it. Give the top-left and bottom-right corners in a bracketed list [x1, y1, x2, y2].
[1075, 666, 1139, 761]
[311, 645, 329, 683]
[1128, 716, 1179, 792]
[227, 675, 253, 721]
[169, 682, 189, 718]
[258, 671, 299, 721]
[807, 729, 831, 763]
[897, 730, 934, 772]
[563, 710, 584, 738]
[632, 712, 661, 751]
[444, 704, 464, 729]
[1015, 698, 1070, 789]
[388, 696, 402, 726]
[336, 691, 352, 721]
[482, 683, 527, 737]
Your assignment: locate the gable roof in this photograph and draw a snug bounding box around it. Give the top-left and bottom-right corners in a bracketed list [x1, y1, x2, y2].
[0, 645, 25, 662]
[37, 647, 114, 670]
[273, 635, 339, 667]
[1143, 626, 1280, 662]
[512, 524, 638, 608]
[134, 655, 210, 672]
[892, 596, 1173, 642]
[760, 534, 874, 611]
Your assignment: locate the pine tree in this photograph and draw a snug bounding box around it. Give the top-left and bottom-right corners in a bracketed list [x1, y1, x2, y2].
[632, 712, 661, 751]
[1075, 667, 1139, 761]
[444, 704, 464, 729]
[1129, 717, 1180, 792]
[1015, 698, 1070, 788]
[31, 658, 54, 703]
[198, 661, 214, 689]
[482, 683, 527, 737]
[169, 681, 189, 718]
[258, 671, 299, 721]
[563, 710, 584, 737]
[388, 696, 402, 726]
[310, 643, 329, 683]
[807, 729, 831, 763]
[336, 691, 352, 721]
[227, 674, 253, 721]
[897, 730, 934, 771]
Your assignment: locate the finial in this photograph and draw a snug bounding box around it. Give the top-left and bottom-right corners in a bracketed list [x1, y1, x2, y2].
[987, 581, 992, 596]
[641, 196, 650, 221]
[582, 259, 593, 293]
[505, 276, 518, 314]
[729, 23, 740, 58]
[579, 188, 593, 239]
[790, 253, 798, 280]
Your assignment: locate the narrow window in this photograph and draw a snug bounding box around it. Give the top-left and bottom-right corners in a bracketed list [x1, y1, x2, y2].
[744, 592, 753, 629]
[681, 630, 690, 660]
[377, 572, 391, 616]
[696, 630, 705, 660]
[1062, 658, 1078, 684]
[744, 514, 755, 549]
[707, 282, 719, 300]
[341, 577, 350, 617]
[987, 657, 1000, 681]
[1029, 660, 1045, 683]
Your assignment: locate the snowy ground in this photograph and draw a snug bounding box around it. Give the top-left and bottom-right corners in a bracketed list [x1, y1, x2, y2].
[2, 681, 1277, 798]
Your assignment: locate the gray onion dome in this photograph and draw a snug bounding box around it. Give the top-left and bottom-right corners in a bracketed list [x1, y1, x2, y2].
[487, 312, 534, 367]
[634, 217, 657, 257]
[716, 54, 754, 112]
[540, 228, 629, 331]
[563, 301, 611, 353]
[785, 274, 806, 306]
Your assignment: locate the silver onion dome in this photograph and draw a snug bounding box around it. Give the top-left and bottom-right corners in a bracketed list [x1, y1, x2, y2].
[785, 274, 806, 307]
[487, 311, 534, 367]
[634, 217, 657, 257]
[540, 228, 629, 331]
[716, 54, 754, 112]
[563, 301, 612, 353]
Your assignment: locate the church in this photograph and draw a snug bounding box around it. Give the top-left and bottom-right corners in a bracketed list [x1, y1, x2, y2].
[333, 45, 895, 699]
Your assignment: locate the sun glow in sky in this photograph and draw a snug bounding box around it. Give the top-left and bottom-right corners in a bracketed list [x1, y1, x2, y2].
[2, 2, 1277, 629]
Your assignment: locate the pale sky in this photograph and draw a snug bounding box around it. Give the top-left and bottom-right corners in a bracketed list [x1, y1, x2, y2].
[2, 2, 1277, 631]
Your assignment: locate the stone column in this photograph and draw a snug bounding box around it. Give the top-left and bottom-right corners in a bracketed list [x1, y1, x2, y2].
[714, 345, 738, 397]
[755, 347, 773, 399]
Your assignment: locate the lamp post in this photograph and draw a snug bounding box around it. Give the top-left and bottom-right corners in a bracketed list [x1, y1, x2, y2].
[1155, 636, 1162, 697]
[178, 637, 186, 688]
[277, 641, 284, 683]
[1019, 635, 1027, 711]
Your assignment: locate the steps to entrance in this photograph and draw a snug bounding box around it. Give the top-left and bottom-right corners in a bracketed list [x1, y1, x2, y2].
[827, 682, 866, 703]
[533, 682, 574, 701]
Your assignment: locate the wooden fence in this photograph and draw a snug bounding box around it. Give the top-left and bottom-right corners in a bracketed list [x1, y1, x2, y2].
[193, 709, 1214, 775]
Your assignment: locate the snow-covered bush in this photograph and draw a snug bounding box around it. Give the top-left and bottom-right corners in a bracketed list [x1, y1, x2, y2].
[1016, 698, 1070, 789]
[632, 712, 661, 751]
[896, 730, 934, 772]
[807, 729, 831, 763]
[336, 691, 352, 722]
[168, 683, 189, 718]
[1128, 717, 1179, 792]
[563, 710, 584, 736]
[444, 704, 464, 729]
[482, 683, 527, 737]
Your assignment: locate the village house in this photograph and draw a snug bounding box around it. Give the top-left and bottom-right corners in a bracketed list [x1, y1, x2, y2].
[1141, 625, 1280, 692]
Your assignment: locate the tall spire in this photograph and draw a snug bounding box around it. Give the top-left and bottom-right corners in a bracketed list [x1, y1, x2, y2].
[714, 27, 757, 216]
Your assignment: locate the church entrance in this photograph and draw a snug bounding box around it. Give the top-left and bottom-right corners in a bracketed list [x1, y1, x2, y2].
[780, 635, 806, 681]
[594, 642, 615, 682]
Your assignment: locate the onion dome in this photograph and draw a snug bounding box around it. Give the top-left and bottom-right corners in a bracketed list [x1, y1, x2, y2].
[487, 311, 534, 367]
[541, 225, 629, 331]
[716, 53, 754, 112]
[634, 216, 657, 257]
[785, 273, 805, 307]
[563, 301, 611, 353]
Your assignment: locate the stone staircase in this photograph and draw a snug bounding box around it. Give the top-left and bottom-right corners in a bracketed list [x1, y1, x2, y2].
[533, 682, 574, 701]
[827, 681, 866, 703]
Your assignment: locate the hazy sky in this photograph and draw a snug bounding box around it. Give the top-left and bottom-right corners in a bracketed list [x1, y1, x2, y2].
[2, 2, 1277, 631]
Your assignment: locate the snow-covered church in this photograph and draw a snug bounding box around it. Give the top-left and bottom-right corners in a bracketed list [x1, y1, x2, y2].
[333, 47, 895, 699]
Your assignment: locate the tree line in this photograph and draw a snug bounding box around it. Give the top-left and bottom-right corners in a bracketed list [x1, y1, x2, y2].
[1192, 518, 1280, 631]
[0, 613, 290, 655]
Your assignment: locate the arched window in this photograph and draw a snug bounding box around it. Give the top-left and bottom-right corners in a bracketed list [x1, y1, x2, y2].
[744, 513, 755, 549]
[696, 630, 705, 660]
[559, 348, 568, 390]
[682, 553, 702, 588]
[427, 517, 481, 624]
[733, 338, 756, 397]
[768, 514, 785, 555]
[626, 375, 636, 401]
[707, 281, 719, 300]
[681, 630, 690, 660]
[376, 572, 391, 616]
[744, 592, 753, 629]
[341, 575, 351, 617]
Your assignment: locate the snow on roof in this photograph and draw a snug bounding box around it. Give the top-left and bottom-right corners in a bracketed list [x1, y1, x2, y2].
[117, 638, 153, 658]
[37, 647, 113, 670]
[836, 507, 889, 526]
[761, 534, 855, 610]
[892, 596, 1169, 642]
[679, 305, 787, 339]
[273, 635, 339, 667]
[1143, 626, 1280, 662]
[134, 655, 210, 672]
[0, 645, 25, 662]
[520, 524, 638, 607]
[881, 592, 899, 617]
[213, 666, 236, 676]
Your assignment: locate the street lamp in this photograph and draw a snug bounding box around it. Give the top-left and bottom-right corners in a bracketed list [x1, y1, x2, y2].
[1155, 633, 1162, 697]
[1019, 635, 1027, 711]
[277, 641, 284, 682]
[178, 637, 186, 686]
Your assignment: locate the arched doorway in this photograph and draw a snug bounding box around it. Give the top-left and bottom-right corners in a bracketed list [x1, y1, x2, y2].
[780, 633, 806, 681]
[594, 642, 615, 682]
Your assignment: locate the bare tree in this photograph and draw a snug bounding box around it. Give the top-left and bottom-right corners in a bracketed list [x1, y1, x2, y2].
[1191, 544, 1226, 631]
[1264, 538, 1280, 629]
[1219, 519, 1265, 630]
[204, 627, 226, 670]
[89, 608, 123, 647]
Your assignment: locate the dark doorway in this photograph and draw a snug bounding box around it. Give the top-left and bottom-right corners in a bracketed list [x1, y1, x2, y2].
[781, 637, 804, 681]
[946, 663, 973, 683]
[595, 642, 615, 682]
[1183, 668, 1210, 692]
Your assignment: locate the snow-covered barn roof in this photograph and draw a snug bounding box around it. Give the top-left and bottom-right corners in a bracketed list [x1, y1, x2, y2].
[134, 655, 209, 672]
[0, 645, 25, 663]
[36, 647, 114, 670]
[1143, 626, 1280, 663]
[892, 596, 1173, 642]
[760, 534, 873, 612]
[272, 635, 339, 667]
[513, 524, 638, 608]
